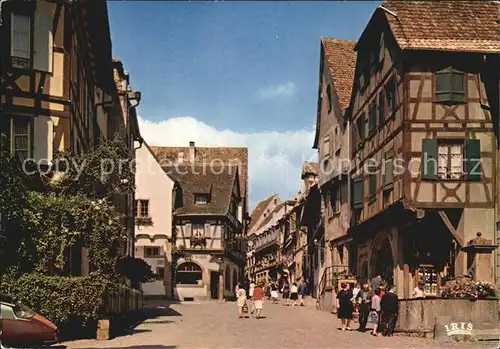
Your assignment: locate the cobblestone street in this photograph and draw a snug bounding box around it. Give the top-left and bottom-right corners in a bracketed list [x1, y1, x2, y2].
[61, 301, 490, 349]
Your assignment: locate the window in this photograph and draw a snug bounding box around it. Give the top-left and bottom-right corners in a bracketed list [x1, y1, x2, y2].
[356, 113, 365, 145]
[323, 136, 330, 159]
[352, 178, 364, 209]
[421, 139, 481, 180]
[156, 267, 165, 280]
[326, 84, 333, 114]
[436, 68, 465, 104]
[378, 92, 385, 127]
[195, 194, 209, 204]
[144, 247, 160, 258]
[11, 13, 31, 69]
[192, 223, 205, 237]
[34, 11, 53, 72]
[386, 77, 396, 115]
[13, 118, 30, 162]
[135, 200, 150, 217]
[329, 186, 340, 215]
[369, 101, 377, 134]
[177, 262, 202, 285]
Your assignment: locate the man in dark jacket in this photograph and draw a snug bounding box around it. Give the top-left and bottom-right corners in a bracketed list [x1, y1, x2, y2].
[380, 285, 399, 336]
[355, 280, 372, 332]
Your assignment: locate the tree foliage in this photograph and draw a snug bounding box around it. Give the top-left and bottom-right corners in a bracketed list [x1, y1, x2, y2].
[116, 256, 157, 288]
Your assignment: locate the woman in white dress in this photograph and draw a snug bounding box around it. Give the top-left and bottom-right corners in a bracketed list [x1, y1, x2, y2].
[236, 283, 247, 318]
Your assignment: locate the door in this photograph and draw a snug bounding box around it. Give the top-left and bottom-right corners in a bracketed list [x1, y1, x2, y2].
[210, 271, 219, 299]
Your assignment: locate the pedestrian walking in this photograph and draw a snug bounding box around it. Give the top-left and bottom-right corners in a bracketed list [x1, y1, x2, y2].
[370, 288, 382, 336]
[355, 281, 372, 332]
[298, 279, 307, 306]
[371, 275, 382, 295]
[336, 282, 353, 331]
[281, 279, 290, 306]
[351, 282, 361, 323]
[236, 282, 248, 319]
[380, 285, 399, 337]
[248, 280, 256, 314]
[253, 282, 265, 319]
[270, 282, 279, 304]
[290, 282, 299, 306]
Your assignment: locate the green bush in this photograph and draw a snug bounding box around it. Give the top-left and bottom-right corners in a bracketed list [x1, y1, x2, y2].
[116, 256, 157, 288]
[6, 273, 112, 327]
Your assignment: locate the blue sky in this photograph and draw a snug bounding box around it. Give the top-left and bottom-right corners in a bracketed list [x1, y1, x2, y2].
[108, 1, 379, 209]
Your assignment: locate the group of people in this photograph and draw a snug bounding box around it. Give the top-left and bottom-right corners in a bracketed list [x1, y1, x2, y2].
[336, 276, 399, 336]
[235, 277, 309, 319]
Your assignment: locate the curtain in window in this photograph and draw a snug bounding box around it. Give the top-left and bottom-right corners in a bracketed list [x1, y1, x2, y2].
[437, 145, 448, 179]
[450, 145, 463, 179]
[192, 223, 204, 237]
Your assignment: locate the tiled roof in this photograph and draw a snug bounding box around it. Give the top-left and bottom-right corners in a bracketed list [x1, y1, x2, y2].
[255, 202, 289, 232]
[165, 165, 238, 216]
[320, 38, 357, 112]
[381, 1, 500, 53]
[151, 145, 248, 208]
[249, 194, 278, 232]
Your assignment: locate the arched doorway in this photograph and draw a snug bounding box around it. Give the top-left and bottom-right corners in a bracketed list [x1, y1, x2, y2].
[371, 234, 394, 286]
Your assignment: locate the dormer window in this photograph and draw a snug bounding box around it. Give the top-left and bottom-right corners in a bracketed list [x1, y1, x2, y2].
[436, 67, 465, 104]
[195, 194, 209, 204]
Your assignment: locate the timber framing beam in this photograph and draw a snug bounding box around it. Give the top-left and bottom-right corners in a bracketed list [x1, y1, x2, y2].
[438, 210, 464, 247]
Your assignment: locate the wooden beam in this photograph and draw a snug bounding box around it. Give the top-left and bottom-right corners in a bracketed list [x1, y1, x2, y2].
[438, 210, 464, 247]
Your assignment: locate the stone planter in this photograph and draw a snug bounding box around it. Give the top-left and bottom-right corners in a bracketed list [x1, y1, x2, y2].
[96, 319, 110, 340]
[396, 297, 499, 338]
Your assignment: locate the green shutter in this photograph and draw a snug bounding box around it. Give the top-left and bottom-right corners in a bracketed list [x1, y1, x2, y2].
[358, 113, 365, 142]
[421, 139, 438, 180]
[451, 72, 465, 102]
[352, 178, 364, 209]
[378, 92, 385, 127]
[369, 102, 377, 133]
[383, 157, 394, 190]
[369, 174, 377, 202]
[466, 139, 481, 181]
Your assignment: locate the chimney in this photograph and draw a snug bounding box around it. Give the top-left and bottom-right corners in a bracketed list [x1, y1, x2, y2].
[189, 141, 195, 163]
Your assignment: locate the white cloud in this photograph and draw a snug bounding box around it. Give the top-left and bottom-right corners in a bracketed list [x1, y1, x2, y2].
[138, 116, 317, 210]
[256, 82, 297, 99]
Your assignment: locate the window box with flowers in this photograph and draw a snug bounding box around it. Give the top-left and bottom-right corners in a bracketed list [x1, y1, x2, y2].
[190, 236, 207, 248]
[441, 276, 497, 300]
[135, 216, 153, 226]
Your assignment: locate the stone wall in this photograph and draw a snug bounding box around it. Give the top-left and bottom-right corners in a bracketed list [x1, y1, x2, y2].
[396, 298, 498, 335]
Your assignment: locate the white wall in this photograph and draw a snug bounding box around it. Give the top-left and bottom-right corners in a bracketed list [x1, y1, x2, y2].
[135, 142, 175, 296]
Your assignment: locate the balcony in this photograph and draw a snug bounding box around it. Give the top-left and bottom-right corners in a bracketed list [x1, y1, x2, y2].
[190, 236, 207, 248]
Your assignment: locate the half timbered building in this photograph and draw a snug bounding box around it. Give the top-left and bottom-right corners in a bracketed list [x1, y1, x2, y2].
[0, 0, 142, 274]
[346, 0, 499, 297]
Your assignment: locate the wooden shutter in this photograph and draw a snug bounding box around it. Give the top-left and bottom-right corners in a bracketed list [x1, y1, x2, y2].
[358, 113, 365, 142]
[369, 174, 377, 202]
[378, 92, 385, 127]
[11, 13, 30, 59]
[369, 102, 377, 133]
[421, 139, 438, 180]
[465, 139, 481, 181]
[383, 153, 394, 190]
[34, 12, 53, 72]
[352, 178, 364, 209]
[204, 222, 211, 238]
[451, 72, 465, 103]
[33, 115, 53, 164]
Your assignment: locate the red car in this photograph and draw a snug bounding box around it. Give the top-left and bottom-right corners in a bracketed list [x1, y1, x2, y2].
[0, 295, 57, 348]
